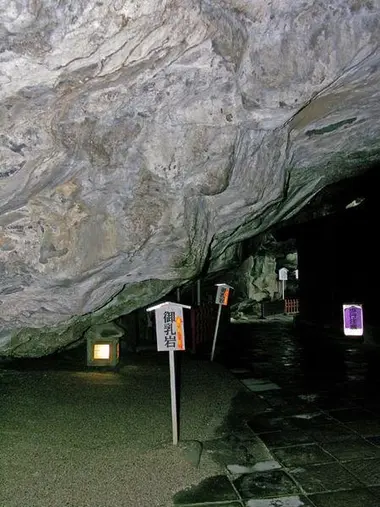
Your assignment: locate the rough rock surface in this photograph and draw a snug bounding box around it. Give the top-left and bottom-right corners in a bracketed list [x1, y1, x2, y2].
[228, 236, 298, 318]
[1, 0, 380, 356]
[233, 254, 279, 303]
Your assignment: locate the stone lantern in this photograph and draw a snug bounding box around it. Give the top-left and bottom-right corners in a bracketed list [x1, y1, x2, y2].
[86, 322, 124, 367]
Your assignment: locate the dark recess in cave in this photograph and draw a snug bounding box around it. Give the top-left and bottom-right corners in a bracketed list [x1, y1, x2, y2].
[274, 161, 380, 333]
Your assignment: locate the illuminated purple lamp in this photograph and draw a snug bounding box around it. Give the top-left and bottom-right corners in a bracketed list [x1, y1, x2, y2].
[342, 304, 363, 337]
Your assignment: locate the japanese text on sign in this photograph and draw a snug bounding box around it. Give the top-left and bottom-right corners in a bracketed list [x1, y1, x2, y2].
[163, 310, 176, 349]
[215, 286, 230, 306]
[156, 305, 186, 351]
[343, 304, 363, 337]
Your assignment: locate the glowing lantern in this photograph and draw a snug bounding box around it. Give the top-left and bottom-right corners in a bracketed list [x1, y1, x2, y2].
[86, 323, 123, 367]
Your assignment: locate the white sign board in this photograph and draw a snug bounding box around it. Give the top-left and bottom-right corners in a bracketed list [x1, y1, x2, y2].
[279, 268, 288, 281]
[343, 304, 364, 337]
[154, 304, 186, 352]
[295, 269, 299, 280]
[215, 283, 233, 306]
[146, 301, 191, 446]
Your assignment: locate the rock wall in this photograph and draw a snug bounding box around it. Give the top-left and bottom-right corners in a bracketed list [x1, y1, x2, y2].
[234, 255, 278, 302]
[1, 0, 380, 355]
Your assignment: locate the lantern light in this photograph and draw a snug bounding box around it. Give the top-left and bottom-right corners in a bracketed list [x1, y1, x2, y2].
[93, 343, 111, 360]
[86, 323, 123, 368]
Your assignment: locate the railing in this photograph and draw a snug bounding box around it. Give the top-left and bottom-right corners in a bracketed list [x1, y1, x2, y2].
[190, 304, 230, 354]
[190, 300, 299, 353]
[285, 298, 300, 314]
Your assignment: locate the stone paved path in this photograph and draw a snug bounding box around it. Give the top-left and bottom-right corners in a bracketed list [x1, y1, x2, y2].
[174, 317, 380, 507]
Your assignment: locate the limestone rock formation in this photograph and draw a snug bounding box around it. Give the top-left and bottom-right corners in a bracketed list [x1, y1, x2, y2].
[234, 255, 279, 302]
[229, 254, 279, 319]
[228, 234, 298, 319]
[1, 0, 380, 356]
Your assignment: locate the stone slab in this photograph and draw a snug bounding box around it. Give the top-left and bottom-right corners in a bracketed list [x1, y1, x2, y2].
[227, 461, 282, 475]
[290, 412, 333, 429]
[272, 443, 334, 467]
[366, 435, 380, 447]
[343, 458, 380, 486]
[246, 496, 315, 507]
[173, 475, 238, 504]
[230, 368, 253, 375]
[233, 470, 300, 499]
[328, 408, 374, 423]
[347, 420, 380, 437]
[259, 430, 315, 448]
[308, 423, 357, 443]
[314, 397, 359, 411]
[179, 440, 203, 469]
[247, 416, 296, 434]
[241, 379, 281, 392]
[309, 488, 379, 507]
[289, 463, 361, 493]
[321, 438, 380, 461]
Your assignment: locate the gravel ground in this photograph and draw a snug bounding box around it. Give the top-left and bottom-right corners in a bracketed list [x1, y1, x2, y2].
[0, 351, 243, 507]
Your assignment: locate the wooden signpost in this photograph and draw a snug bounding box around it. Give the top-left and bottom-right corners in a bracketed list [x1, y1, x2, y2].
[279, 268, 288, 299]
[211, 283, 233, 362]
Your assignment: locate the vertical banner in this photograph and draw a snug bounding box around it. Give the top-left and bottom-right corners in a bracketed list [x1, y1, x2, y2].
[343, 304, 363, 337]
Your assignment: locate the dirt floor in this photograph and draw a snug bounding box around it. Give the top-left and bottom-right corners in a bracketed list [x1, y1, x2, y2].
[0, 350, 243, 507]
